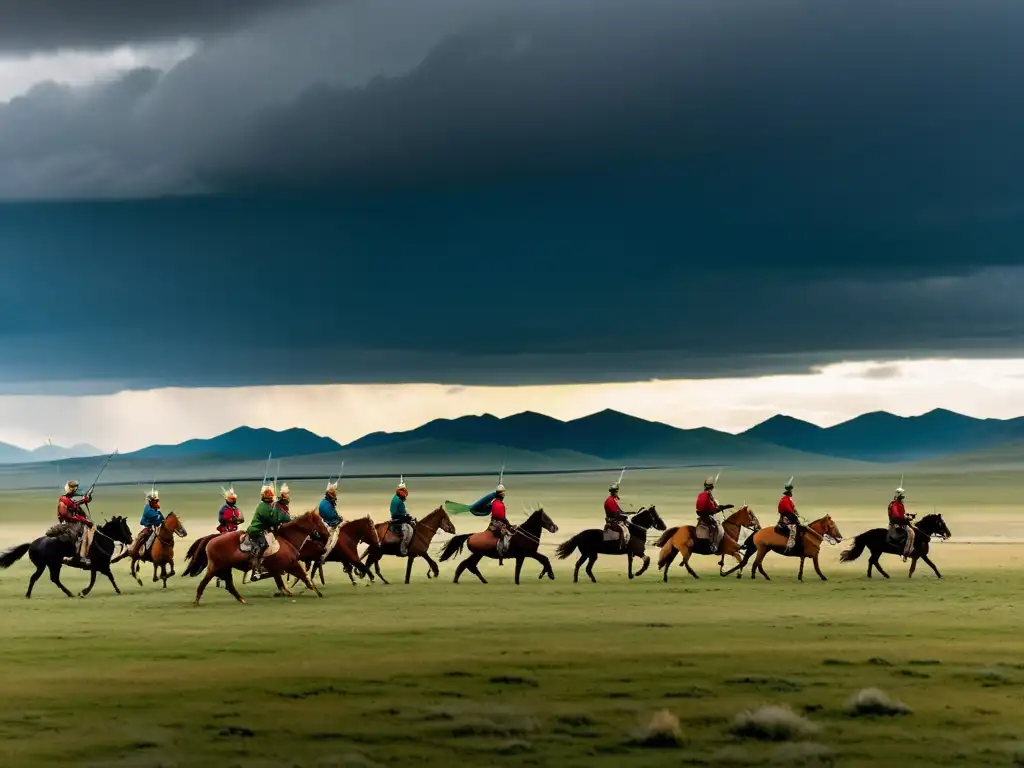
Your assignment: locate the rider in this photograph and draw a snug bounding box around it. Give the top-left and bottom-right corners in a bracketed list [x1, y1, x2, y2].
[695, 476, 727, 551]
[57, 480, 94, 566]
[217, 487, 244, 533]
[244, 482, 291, 571]
[390, 478, 416, 556]
[604, 481, 630, 551]
[319, 480, 343, 528]
[137, 488, 165, 559]
[778, 477, 801, 553]
[469, 483, 514, 563]
[273, 482, 292, 516]
[887, 485, 915, 561]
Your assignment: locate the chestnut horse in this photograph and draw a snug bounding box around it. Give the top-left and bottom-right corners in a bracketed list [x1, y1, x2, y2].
[182, 510, 329, 605]
[746, 515, 843, 581]
[655, 505, 761, 581]
[439, 507, 559, 584]
[361, 506, 456, 585]
[114, 512, 188, 589]
[295, 515, 381, 587]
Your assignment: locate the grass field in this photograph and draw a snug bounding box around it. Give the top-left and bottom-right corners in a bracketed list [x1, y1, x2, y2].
[0, 468, 1021, 767]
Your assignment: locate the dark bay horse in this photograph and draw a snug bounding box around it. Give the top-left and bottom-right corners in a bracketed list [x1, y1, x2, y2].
[0, 517, 133, 598]
[295, 515, 380, 587]
[361, 506, 456, 585]
[439, 508, 559, 584]
[114, 511, 188, 588]
[746, 515, 843, 581]
[839, 513, 951, 578]
[183, 511, 330, 605]
[656, 505, 761, 581]
[554, 506, 666, 582]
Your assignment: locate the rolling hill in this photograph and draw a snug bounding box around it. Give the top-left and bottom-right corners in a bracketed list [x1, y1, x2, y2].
[0, 441, 103, 465]
[121, 426, 342, 460]
[742, 408, 1024, 462]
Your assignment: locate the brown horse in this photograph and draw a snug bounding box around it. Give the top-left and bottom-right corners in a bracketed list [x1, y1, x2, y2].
[114, 512, 188, 588]
[182, 510, 330, 605]
[655, 505, 761, 581]
[361, 505, 456, 584]
[439, 507, 559, 584]
[295, 515, 381, 587]
[746, 515, 843, 581]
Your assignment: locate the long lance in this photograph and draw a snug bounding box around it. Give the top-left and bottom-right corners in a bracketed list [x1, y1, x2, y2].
[262, 453, 273, 486]
[83, 449, 118, 518]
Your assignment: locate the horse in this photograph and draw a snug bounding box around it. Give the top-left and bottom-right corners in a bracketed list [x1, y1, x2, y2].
[182, 510, 330, 606]
[114, 512, 188, 588]
[0, 517, 134, 598]
[745, 515, 843, 581]
[654, 505, 761, 581]
[439, 507, 559, 584]
[839, 513, 951, 579]
[554, 506, 666, 582]
[293, 515, 381, 587]
[360, 506, 457, 585]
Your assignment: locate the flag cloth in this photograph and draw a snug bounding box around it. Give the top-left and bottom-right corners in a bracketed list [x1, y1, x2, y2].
[444, 500, 490, 517]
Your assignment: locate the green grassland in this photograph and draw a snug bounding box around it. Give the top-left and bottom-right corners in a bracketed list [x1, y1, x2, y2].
[0, 467, 1021, 767]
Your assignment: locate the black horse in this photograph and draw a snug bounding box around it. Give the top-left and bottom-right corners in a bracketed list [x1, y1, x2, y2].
[554, 506, 667, 582]
[0, 517, 133, 598]
[839, 513, 951, 578]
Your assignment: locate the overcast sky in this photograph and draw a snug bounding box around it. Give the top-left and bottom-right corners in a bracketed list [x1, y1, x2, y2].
[3, 1, 1024, 448]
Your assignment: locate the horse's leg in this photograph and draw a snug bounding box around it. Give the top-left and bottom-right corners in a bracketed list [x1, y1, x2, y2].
[660, 547, 677, 582]
[102, 566, 122, 594]
[421, 552, 441, 578]
[271, 573, 294, 597]
[627, 553, 634, 579]
[26, 560, 45, 598]
[79, 568, 98, 597]
[681, 550, 700, 579]
[47, 563, 75, 598]
[750, 546, 768, 580]
[132, 558, 144, 587]
[534, 552, 555, 580]
[812, 554, 827, 581]
[908, 557, 918, 578]
[585, 554, 598, 583]
[404, 555, 415, 584]
[193, 564, 222, 606]
[369, 552, 389, 585]
[871, 551, 891, 579]
[573, 553, 586, 582]
[287, 562, 322, 597]
[220, 569, 247, 604]
[162, 563, 170, 588]
[798, 557, 806, 581]
[514, 557, 523, 585]
[465, 553, 487, 584]
[921, 554, 942, 578]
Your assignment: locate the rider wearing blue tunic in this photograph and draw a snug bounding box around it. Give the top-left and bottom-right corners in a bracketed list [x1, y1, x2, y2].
[138, 488, 165, 556]
[319, 480, 343, 528]
[390, 478, 415, 555]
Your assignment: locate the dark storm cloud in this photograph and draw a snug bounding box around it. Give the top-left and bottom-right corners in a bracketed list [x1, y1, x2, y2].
[0, 0, 327, 52]
[3, 0, 1024, 390]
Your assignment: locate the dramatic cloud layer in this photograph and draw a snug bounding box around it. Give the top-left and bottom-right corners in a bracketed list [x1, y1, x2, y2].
[2, 1, 1024, 390]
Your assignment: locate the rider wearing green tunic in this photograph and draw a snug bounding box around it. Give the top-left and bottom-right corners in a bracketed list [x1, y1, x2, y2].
[246, 483, 291, 570]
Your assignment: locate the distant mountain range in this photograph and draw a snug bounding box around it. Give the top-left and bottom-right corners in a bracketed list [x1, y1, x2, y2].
[6, 408, 1024, 473]
[741, 408, 1024, 461]
[0, 441, 103, 465]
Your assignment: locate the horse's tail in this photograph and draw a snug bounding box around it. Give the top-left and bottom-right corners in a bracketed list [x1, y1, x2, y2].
[655, 527, 680, 548]
[439, 534, 470, 561]
[0, 543, 30, 569]
[555, 534, 582, 560]
[182, 535, 214, 577]
[839, 533, 868, 562]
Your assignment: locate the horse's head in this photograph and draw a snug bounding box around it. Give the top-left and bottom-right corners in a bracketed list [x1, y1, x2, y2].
[536, 507, 558, 534]
[633, 505, 666, 531]
[919, 513, 951, 540]
[814, 515, 843, 544]
[104, 516, 134, 546]
[165, 512, 187, 538]
[725, 504, 760, 531]
[431, 506, 457, 535]
[352, 514, 381, 546]
[296, 510, 331, 540]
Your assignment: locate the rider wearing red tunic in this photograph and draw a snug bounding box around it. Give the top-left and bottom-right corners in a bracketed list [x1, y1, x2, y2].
[57, 479, 95, 566]
[217, 487, 244, 533]
[604, 483, 630, 551]
[487, 484, 512, 560]
[777, 478, 800, 552]
[695, 477, 723, 550]
[887, 486, 915, 560]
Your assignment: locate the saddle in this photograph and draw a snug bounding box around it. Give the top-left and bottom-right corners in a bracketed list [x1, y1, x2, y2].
[45, 523, 75, 543]
[240, 532, 280, 556]
[322, 526, 342, 560]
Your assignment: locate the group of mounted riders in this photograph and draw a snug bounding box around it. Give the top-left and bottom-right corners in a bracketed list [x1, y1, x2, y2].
[44, 466, 922, 583]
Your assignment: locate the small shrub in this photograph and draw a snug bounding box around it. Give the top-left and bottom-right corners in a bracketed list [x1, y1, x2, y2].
[628, 709, 684, 748]
[731, 706, 820, 741]
[845, 688, 911, 717]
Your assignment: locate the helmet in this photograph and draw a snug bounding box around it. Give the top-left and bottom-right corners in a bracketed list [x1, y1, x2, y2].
[278, 483, 290, 501]
[222, 486, 238, 503]
[64, 480, 80, 495]
[495, 483, 506, 494]
[703, 476, 715, 489]
[609, 482, 620, 494]
[784, 476, 794, 493]
[326, 479, 338, 499]
[397, 474, 407, 492]
[261, 483, 275, 502]
[895, 486, 905, 500]
[146, 488, 159, 503]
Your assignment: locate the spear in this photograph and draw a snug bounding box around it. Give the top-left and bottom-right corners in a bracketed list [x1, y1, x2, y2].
[262, 453, 272, 486]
